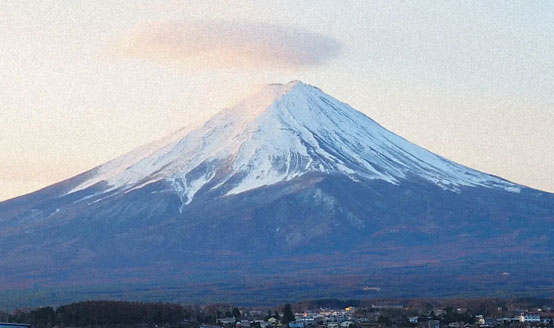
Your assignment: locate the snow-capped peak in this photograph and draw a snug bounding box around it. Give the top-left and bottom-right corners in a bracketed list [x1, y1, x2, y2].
[68, 81, 520, 207]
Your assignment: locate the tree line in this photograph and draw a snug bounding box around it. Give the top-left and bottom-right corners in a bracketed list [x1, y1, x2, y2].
[9, 300, 192, 327]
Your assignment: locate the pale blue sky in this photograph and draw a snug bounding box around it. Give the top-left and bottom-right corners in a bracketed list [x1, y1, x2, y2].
[1, 1, 553, 200]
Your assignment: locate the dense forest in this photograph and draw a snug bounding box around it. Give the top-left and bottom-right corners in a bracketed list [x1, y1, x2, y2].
[6, 300, 224, 328]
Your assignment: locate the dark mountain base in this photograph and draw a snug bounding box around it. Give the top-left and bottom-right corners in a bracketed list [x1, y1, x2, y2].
[1, 174, 553, 307]
[2, 260, 554, 309]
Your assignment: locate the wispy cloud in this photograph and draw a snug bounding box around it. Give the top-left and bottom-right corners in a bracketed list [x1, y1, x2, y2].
[114, 20, 341, 69]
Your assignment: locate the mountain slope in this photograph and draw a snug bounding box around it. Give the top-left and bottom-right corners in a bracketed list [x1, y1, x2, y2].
[1, 81, 553, 305]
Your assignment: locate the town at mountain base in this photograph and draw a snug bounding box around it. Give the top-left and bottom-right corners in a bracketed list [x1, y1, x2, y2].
[4, 298, 554, 328]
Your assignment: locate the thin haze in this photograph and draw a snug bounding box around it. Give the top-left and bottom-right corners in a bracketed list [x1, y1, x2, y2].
[1, 1, 553, 201]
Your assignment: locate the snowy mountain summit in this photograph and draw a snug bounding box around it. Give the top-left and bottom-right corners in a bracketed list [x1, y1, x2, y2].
[71, 80, 519, 208]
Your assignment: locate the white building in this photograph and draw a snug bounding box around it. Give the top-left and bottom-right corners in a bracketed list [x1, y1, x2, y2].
[518, 313, 540, 323]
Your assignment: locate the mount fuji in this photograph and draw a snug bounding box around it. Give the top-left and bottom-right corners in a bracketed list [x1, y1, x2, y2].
[1, 81, 554, 305]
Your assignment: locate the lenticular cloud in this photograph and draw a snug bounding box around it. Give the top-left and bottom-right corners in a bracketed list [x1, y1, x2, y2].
[118, 20, 341, 69]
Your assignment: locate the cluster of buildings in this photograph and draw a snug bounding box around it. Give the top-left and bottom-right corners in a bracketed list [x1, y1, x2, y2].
[421, 312, 554, 328]
[203, 307, 359, 328]
[201, 305, 554, 328]
[290, 307, 357, 328]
